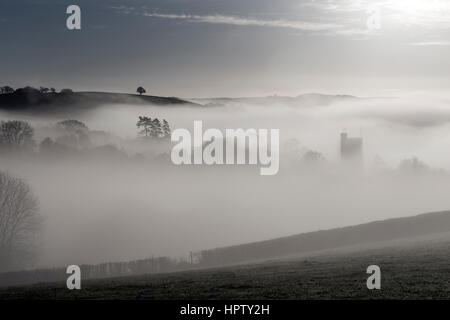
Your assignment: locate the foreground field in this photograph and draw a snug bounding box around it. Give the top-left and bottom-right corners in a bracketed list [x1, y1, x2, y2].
[2, 236, 450, 300]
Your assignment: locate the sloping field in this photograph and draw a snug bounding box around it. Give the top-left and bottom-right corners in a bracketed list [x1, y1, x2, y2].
[2, 234, 450, 299]
[199, 211, 450, 266]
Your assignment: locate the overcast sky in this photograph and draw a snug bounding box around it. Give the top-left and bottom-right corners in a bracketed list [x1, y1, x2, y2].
[1, 0, 450, 97]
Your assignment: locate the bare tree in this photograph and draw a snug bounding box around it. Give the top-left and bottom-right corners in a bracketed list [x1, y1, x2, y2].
[0, 120, 35, 152]
[0, 172, 40, 272]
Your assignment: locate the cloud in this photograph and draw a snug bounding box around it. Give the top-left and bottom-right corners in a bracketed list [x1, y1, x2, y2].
[111, 1, 450, 40]
[142, 13, 343, 32]
[409, 41, 450, 46]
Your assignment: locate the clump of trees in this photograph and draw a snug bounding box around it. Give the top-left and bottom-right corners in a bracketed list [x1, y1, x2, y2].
[398, 157, 430, 174]
[0, 86, 14, 94]
[302, 150, 326, 166]
[53, 119, 91, 149]
[38, 87, 57, 93]
[0, 117, 173, 158]
[137, 117, 171, 138]
[0, 120, 35, 152]
[0, 171, 41, 272]
[0, 86, 60, 95]
[56, 119, 88, 132]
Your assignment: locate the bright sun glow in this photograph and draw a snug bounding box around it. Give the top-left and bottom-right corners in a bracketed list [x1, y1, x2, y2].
[384, 0, 449, 27]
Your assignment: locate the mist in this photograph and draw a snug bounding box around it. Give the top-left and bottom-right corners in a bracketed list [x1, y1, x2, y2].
[2, 93, 450, 269]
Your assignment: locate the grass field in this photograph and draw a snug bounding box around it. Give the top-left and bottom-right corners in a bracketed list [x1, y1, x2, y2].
[2, 236, 450, 300]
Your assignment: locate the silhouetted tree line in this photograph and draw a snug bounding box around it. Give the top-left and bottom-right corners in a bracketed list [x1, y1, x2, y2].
[0, 86, 14, 94]
[137, 116, 171, 138]
[0, 119, 120, 158]
[0, 118, 174, 162]
[0, 86, 62, 95]
[1, 85, 165, 97]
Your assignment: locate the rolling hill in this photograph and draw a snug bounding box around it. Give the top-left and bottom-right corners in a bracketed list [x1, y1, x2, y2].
[0, 90, 199, 115]
[199, 210, 450, 266]
[2, 210, 450, 292]
[2, 216, 450, 299]
[191, 93, 364, 108]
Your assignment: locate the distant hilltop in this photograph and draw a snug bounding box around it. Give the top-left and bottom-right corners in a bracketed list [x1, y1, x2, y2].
[0, 86, 199, 115]
[191, 93, 365, 108]
[0, 87, 387, 115]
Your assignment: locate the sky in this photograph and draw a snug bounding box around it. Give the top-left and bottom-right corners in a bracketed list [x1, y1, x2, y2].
[1, 0, 450, 97]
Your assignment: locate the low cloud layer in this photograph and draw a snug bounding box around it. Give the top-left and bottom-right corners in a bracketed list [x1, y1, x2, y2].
[2, 93, 450, 269]
[142, 12, 344, 32]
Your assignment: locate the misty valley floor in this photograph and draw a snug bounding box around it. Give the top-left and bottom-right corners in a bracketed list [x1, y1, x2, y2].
[2, 238, 450, 300]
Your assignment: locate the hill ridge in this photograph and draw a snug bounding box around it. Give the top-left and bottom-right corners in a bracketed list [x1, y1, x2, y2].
[0, 90, 199, 115]
[198, 210, 450, 265]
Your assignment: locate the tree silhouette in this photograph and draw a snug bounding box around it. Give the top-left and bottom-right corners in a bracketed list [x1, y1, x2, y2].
[50, 88, 56, 93]
[152, 118, 163, 137]
[0, 171, 40, 272]
[136, 87, 146, 95]
[0, 86, 14, 94]
[137, 116, 153, 137]
[0, 121, 35, 152]
[56, 119, 88, 132]
[398, 157, 429, 174]
[137, 117, 169, 138]
[39, 87, 49, 94]
[162, 119, 171, 137]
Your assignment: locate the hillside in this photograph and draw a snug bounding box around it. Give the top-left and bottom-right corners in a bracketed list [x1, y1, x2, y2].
[0, 90, 199, 115]
[2, 211, 450, 290]
[2, 233, 450, 299]
[199, 211, 450, 266]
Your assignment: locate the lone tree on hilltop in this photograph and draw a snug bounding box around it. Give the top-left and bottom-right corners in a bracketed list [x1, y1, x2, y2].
[136, 86, 146, 95]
